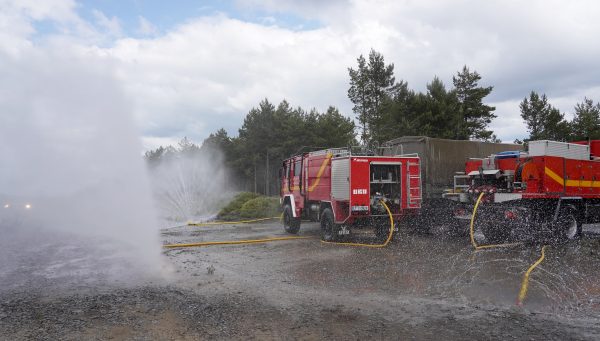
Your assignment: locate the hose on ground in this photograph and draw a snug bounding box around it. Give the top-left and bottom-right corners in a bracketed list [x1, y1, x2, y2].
[320, 200, 395, 248]
[517, 245, 547, 306]
[164, 201, 394, 249]
[468, 193, 549, 306]
[162, 217, 281, 230]
[187, 216, 281, 227]
[163, 236, 313, 249]
[469, 192, 521, 250]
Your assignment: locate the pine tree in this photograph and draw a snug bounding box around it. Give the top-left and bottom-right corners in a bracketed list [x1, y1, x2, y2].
[407, 77, 458, 139]
[371, 80, 416, 143]
[452, 66, 496, 140]
[348, 49, 396, 144]
[348, 55, 369, 143]
[519, 91, 569, 141]
[571, 97, 600, 140]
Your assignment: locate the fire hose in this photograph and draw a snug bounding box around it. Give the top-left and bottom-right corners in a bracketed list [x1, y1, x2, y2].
[320, 200, 395, 248]
[187, 216, 280, 227]
[163, 216, 312, 248]
[469, 192, 520, 250]
[517, 245, 547, 306]
[164, 201, 395, 249]
[161, 217, 281, 230]
[469, 192, 548, 306]
[163, 236, 313, 249]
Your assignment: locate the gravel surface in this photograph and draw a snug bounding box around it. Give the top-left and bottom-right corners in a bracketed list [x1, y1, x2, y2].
[2, 220, 600, 340]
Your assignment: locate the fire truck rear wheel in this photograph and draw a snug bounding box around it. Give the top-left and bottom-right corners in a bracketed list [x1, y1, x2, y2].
[480, 221, 511, 244]
[448, 219, 469, 237]
[374, 217, 393, 241]
[283, 204, 300, 234]
[555, 208, 582, 242]
[320, 208, 340, 242]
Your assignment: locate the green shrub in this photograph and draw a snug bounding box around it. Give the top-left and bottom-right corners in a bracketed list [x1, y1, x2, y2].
[217, 192, 261, 220]
[239, 196, 281, 218]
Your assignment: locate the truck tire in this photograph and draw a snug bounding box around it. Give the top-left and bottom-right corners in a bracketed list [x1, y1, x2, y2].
[448, 218, 469, 237]
[554, 207, 582, 242]
[374, 217, 394, 241]
[480, 220, 510, 244]
[283, 204, 300, 234]
[320, 208, 340, 242]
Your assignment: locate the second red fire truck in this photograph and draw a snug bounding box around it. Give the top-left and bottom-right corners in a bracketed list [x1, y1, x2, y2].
[444, 139, 600, 243]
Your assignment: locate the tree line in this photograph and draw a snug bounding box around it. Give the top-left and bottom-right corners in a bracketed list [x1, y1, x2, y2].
[519, 93, 600, 143]
[145, 100, 355, 194]
[348, 49, 600, 145]
[145, 49, 600, 195]
[349, 50, 497, 143]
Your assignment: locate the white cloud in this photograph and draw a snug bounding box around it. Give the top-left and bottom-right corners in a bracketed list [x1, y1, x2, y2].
[0, 0, 79, 22]
[136, 16, 157, 36]
[4, 0, 600, 149]
[0, 0, 81, 56]
[259, 16, 276, 25]
[488, 99, 527, 143]
[107, 0, 600, 146]
[235, 0, 350, 22]
[105, 16, 355, 145]
[92, 9, 121, 37]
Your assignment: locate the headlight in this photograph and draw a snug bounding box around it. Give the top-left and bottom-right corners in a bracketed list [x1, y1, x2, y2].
[3, 204, 9, 208]
[25, 204, 31, 209]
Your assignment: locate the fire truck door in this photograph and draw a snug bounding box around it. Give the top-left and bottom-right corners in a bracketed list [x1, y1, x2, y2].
[291, 157, 305, 216]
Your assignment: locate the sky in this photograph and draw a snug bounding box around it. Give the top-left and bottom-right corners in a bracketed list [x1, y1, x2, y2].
[2, 0, 600, 150]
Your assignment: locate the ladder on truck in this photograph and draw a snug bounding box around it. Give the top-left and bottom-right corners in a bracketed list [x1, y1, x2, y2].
[406, 160, 422, 208]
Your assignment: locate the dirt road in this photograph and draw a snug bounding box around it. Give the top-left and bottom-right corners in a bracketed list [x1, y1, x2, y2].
[2, 220, 600, 340]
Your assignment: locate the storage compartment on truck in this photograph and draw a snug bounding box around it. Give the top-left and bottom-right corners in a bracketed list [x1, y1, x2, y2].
[528, 140, 590, 160]
[369, 162, 402, 210]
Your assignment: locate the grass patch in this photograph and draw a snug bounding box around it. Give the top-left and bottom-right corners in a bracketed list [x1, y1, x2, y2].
[217, 192, 280, 220]
[239, 196, 281, 218]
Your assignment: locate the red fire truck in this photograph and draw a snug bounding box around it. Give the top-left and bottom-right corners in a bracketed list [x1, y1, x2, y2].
[279, 147, 422, 241]
[444, 140, 600, 243]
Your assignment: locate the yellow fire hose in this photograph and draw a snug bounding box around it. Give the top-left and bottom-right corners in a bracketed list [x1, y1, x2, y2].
[187, 216, 280, 227]
[163, 236, 313, 249]
[164, 215, 309, 248]
[166, 201, 395, 249]
[468, 192, 548, 306]
[517, 245, 547, 306]
[320, 200, 395, 248]
[469, 192, 521, 250]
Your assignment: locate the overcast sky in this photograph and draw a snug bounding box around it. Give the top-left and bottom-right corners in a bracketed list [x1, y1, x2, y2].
[2, 0, 600, 150]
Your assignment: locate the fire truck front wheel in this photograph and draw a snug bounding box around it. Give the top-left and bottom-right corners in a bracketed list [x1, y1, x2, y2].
[283, 204, 301, 234]
[320, 208, 340, 242]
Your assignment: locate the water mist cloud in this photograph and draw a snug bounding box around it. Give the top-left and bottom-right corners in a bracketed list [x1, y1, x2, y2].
[148, 145, 233, 223]
[0, 44, 162, 287]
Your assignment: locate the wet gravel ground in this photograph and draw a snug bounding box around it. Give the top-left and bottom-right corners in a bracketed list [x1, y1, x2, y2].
[2, 221, 600, 340]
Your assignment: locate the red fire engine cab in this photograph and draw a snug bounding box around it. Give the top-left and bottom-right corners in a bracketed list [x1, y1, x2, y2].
[280, 147, 421, 241]
[445, 140, 600, 243]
